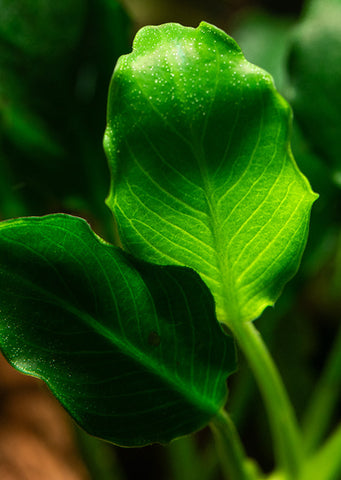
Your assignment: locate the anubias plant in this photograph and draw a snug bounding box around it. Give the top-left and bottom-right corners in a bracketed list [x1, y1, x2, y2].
[0, 21, 324, 480]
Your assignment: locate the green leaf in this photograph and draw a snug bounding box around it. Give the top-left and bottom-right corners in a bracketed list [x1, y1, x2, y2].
[104, 22, 317, 325]
[0, 214, 236, 446]
[287, 0, 341, 176]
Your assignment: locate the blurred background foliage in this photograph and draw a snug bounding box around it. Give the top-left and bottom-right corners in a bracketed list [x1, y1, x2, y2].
[0, 0, 340, 479]
[0, 0, 130, 239]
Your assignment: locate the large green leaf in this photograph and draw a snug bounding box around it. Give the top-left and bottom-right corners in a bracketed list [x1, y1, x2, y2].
[287, 0, 341, 177]
[0, 214, 235, 446]
[104, 22, 317, 325]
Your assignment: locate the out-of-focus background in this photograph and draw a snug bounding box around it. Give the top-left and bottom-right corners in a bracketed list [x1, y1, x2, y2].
[1, 0, 340, 479]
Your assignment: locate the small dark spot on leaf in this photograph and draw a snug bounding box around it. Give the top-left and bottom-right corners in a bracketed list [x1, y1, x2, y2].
[148, 331, 161, 347]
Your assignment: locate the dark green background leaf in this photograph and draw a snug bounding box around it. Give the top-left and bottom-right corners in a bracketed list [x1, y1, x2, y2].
[0, 0, 130, 225]
[233, 9, 295, 93]
[0, 214, 236, 446]
[287, 0, 341, 178]
[104, 22, 317, 324]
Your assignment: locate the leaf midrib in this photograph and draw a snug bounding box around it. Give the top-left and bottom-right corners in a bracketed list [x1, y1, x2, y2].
[191, 144, 240, 323]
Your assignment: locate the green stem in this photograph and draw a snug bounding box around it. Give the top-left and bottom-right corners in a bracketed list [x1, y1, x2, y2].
[210, 408, 256, 480]
[75, 426, 126, 480]
[229, 309, 284, 428]
[301, 423, 341, 480]
[302, 323, 341, 453]
[168, 436, 204, 480]
[230, 321, 302, 480]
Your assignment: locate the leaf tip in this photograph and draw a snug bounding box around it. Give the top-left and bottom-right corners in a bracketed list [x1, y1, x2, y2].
[197, 21, 242, 54]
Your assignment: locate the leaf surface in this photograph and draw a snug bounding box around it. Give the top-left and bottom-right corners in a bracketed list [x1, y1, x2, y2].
[0, 214, 236, 446]
[104, 22, 317, 324]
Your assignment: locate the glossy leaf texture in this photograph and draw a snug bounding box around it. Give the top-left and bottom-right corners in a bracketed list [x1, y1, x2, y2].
[104, 22, 317, 325]
[0, 214, 236, 446]
[287, 0, 341, 178]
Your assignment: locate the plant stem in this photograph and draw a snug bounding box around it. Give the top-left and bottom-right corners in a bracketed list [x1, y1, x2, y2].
[210, 408, 256, 480]
[302, 325, 341, 453]
[229, 309, 284, 428]
[229, 320, 302, 480]
[75, 426, 126, 480]
[168, 436, 207, 480]
[301, 423, 341, 480]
